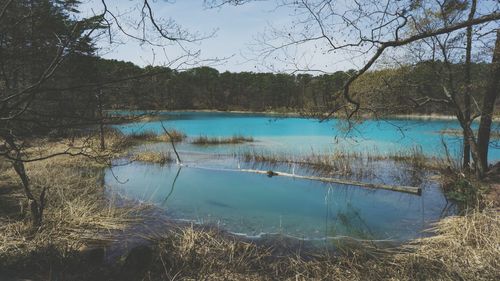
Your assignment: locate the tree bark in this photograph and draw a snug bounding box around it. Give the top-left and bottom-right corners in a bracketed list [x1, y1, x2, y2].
[476, 29, 500, 178]
[12, 157, 44, 227]
[97, 89, 106, 151]
[4, 136, 45, 228]
[463, 0, 476, 169]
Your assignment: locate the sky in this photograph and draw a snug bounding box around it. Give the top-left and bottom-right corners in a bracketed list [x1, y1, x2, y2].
[79, 0, 500, 73]
[80, 0, 354, 73]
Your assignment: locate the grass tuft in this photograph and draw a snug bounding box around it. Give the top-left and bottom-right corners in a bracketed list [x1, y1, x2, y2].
[192, 135, 254, 145]
[131, 151, 173, 165]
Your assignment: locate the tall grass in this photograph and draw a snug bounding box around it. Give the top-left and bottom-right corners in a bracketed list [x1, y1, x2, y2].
[131, 151, 173, 165]
[192, 135, 254, 145]
[142, 208, 499, 280]
[127, 129, 186, 143]
[0, 148, 147, 273]
[239, 146, 435, 178]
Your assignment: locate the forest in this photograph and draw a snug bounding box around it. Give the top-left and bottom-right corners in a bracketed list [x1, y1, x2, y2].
[97, 59, 497, 116]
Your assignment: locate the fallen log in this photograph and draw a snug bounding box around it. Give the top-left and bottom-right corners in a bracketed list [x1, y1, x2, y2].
[240, 169, 422, 195]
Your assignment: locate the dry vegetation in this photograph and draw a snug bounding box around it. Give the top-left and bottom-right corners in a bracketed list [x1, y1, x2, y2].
[141, 208, 499, 281]
[126, 129, 186, 143]
[0, 151, 146, 279]
[239, 146, 439, 177]
[438, 129, 500, 139]
[0, 133, 499, 280]
[192, 135, 254, 145]
[131, 151, 173, 165]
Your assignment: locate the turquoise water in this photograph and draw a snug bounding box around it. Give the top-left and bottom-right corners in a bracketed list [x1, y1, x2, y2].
[116, 111, 500, 160]
[105, 112, 497, 246]
[107, 163, 449, 244]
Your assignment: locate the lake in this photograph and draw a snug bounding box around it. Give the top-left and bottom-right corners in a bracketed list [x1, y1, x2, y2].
[105, 112, 498, 246]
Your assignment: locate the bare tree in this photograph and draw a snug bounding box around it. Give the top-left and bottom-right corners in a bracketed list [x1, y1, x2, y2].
[0, 0, 208, 227]
[214, 0, 500, 178]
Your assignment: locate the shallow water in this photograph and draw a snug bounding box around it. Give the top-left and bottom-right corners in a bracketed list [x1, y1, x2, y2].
[107, 162, 451, 244]
[115, 111, 500, 160]
[105, 112, 496, 246]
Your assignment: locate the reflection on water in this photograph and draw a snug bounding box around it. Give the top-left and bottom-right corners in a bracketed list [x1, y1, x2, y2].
[115, 111, 500, 161]
[105, 112, 470, 246]
[106, 160, 454, 245]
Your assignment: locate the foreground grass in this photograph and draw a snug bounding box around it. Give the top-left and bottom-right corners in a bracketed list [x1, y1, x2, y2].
[0, 154, 146, 279]
[143, 209, 499, 280]
[0, 135, 499, 280]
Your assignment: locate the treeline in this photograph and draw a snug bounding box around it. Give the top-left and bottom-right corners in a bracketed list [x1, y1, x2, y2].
[96, 58, 497, 115]
[0, 0, 101, 138]
[1, 0, 497, 127]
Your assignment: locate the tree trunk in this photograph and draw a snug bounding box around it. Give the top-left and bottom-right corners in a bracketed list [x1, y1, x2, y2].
[97, 89, 105, 151]
[476, 29, 500, 178]
[12, 159, 44, 227]
[463, 0, 476, 169]
[5, 137, 45, 227]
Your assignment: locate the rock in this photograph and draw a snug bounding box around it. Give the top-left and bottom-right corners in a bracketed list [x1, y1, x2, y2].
[267, 170, 278, 177]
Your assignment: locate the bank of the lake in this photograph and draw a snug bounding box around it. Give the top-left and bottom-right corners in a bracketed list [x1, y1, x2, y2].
[1, 116, 499, 280]
[109, 108, 500, 122]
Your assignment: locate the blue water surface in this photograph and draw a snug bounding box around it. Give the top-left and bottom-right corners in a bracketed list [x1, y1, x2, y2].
[115, 111, 500, 160]
[106, 112, 497, 246]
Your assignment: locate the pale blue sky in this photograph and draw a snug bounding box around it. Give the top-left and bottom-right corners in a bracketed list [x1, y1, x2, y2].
[80, 0, 354, 72]
[80, 0, 499, 73]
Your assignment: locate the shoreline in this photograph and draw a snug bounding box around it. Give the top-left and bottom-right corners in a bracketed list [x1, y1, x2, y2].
[108, 109, 500, 122]
[1, 131, 498, 280]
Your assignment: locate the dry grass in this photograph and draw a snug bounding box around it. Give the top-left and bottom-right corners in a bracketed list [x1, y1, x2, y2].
[126, 129, 186, 143]
[20, 128, 186, 163]
[131, 151, 173, 165]
[192, 135, 254, 145]
[391, 208, 500, 281]
[1, 134, 498, 280]
[139, 208, 499, 280]
[0, 149, 147, 275]
[438, 129, 500, 139]
[240, 146, 436, 178]
[240, 150, 360, 176]
[1, 151, 498, 280]
[387, 146, 428, 169]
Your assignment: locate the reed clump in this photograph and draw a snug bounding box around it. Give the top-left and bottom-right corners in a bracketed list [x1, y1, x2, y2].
[127, 129, 186, 143]
[131, 151, 173, 165]
[192, 135, 254, 145]
[387, 146, 428, 169]
[89, 128, 185, 154]
[240, 150, 375, 177]
[240, 146, 442, 178]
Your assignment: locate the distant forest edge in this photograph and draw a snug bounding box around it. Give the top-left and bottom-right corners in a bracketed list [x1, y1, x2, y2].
[96, 59, 499, 116]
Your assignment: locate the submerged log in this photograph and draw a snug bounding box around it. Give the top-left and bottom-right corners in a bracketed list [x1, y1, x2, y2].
[240, 169, 422, 195]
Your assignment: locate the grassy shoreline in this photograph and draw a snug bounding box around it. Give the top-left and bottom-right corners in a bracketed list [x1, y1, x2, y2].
[1, 131, 499, 280]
